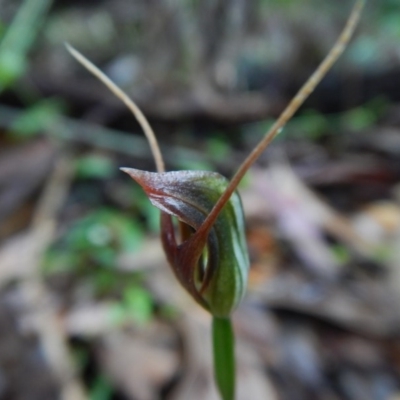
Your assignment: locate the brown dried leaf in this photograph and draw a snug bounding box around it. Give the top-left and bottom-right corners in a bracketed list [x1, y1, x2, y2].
[98, 328, 179, 400]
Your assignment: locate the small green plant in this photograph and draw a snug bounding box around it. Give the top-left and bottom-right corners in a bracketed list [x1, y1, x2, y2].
[9, 98, 65, 139]
[0, 0, 52, 92]
[44, 208, 145, 297]
[67, 1, 365, 398]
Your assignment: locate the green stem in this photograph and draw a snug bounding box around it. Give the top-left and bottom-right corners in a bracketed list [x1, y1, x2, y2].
[212, 316, 235, 400]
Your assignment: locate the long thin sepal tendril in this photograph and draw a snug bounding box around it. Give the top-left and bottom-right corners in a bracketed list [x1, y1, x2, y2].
[65, 43, 165, 174]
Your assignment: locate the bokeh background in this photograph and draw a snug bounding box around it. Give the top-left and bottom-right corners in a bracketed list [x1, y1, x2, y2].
[1, 0, 400, 399]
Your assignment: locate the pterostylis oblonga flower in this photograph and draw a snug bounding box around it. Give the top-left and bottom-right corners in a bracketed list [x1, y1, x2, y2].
[67, 2, 365, 398]
[119, 169, 249, 317]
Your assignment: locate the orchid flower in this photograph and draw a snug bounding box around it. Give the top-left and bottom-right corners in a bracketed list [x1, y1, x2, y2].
[66, 2, 365, 398]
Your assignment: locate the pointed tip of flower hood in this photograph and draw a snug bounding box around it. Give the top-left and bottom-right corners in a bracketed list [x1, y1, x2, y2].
[120, 167, 165, 196]
[120, 167, 151, 184]
[120, 167, 143, 176]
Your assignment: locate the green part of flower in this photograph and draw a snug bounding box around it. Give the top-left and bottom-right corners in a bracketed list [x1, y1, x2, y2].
[121, 168, 249, 317]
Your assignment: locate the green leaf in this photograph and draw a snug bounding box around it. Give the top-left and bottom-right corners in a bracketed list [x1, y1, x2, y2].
[0, 0, 53, 91]
[342, 105, 377, 131]
[10, 99, 64, 138]
[206, 137, 230, 160]
[65, 209, 144, 255]
[123, 286, 153, 325]
[75, 155, 115, 179]
[0, 50, 25, 87]
[89, 375, 113, 400]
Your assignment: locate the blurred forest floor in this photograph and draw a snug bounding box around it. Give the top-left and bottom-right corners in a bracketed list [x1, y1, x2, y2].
[1, 1, 400, 400]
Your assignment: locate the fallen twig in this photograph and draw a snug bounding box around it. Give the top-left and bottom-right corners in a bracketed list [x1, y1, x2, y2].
[19, 154, 88, 400]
